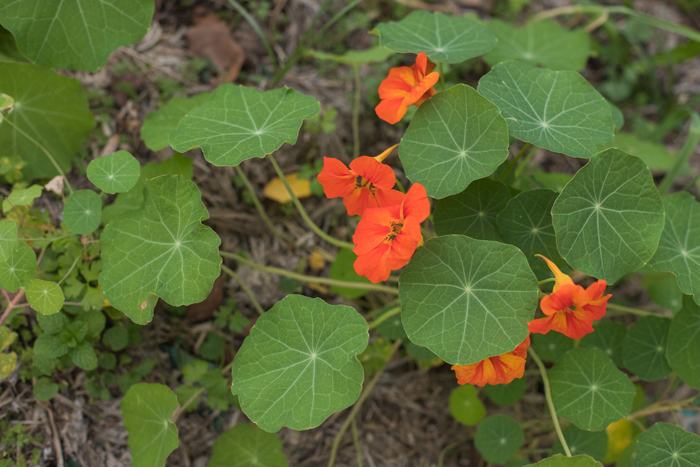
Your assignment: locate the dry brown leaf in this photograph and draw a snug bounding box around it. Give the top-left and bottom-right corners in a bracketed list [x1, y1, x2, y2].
[263, 173, 311, 203]
[187, 13, 245, 83]
[44, 175, 64, 196]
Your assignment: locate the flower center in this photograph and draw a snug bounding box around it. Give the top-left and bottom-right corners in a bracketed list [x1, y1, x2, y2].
[385, 221, 404, 242]
[355, 176, 377, 195]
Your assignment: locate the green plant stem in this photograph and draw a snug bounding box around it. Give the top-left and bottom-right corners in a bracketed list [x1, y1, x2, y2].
[312, 0, 363, 43]
[268, 154, 355, 249]
[538, 278, 556, 286]
[172, 387, 206, 423]
[351, 417, 363, 467]
[234, 165, 294, 243]
[368, 306, 401, 330]
[2, 119, 73, 195]
[606, 303, 669, 318]
[221, 251, 399, 295]
[627, 396, 699, 420]
[353, 64, 362, 159]
[439, 62, 445, 91]
[513, 144, 538, 179]
[658, 112, 700, 194]
[227, 0, 277, 71]
[498, 142, 531, 182]
[528, 347, 572, 457]
[58, 254, 82, 285]
[438, 438, 467, 467]
[220, 264, 265, 315]
[17, 234, 79, 243]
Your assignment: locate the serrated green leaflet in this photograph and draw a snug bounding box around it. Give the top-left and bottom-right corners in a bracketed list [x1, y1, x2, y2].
[170, 85, 320, 167]
[532, 332, 574, 363]
[579, 321, 627, 367]
[400, 235, 538, 365]
[549, 348, 635, 431]
[433, 177, 510, 240]
[373, 11, 496, 64]
[399, 84, 509, 199]
[121, 383, 179, 467]
[483, 378, 527, 406]
[33, 376, 58, 401]
[26, 279, 64, 316]
[477, 61, 613, 158]
[666, 296, 700, 390]
[525, 455, 603, 467]
[484, 20, 591, 71]
[635, 423, 700, 467]
[311, 46, 394, 65]
[208, 424, 288, 467]
[449, 385, 485, 426]
[552, 149, 665, 283]
[0, 0, 154, 71]
[496, 189, 567, 280]
[622, 316, 671, 381]
[87, 151, 141, 194]
[328, 248, 371, 298]
[231, 295, 368, 432]
[643, 273, 683, 313]
[0, 219, 17, 262]
[141, 93, 212, 151]
[3, 184, 42, 212]
[0, 63, 95, 179]
[99, 175, 221, 324]
[551, 425, 608, 461]
[649, 192, 700, 304]
[69, 341, 97, 371]
[475, 414, 524, 464]
[63, 190, 102, 235]
[0, 242, 36, 292]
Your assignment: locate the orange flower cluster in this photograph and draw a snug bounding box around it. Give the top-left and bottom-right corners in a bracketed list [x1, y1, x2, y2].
[452, 336, 530, 387]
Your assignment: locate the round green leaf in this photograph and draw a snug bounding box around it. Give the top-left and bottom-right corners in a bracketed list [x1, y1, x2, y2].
[649, 192, 700, 304]
[373, 11, 496, 64]
[0, 219, 17, 262]
[484, 20, 591, 71]
[0, 63, 95, 179]
[121, 383, 179, 467]
[483, 377, 527, 406]
[579, 321, 627, 367]
[622, 316, 672, 381]
[0, 242, 36, 292]
[475, 414, 524, 464]
[329, 248, 371, 298]
[208, 424, 288, 467]
[497, 188, 567, 280]
[26, 279, 64, 316]
[642, 272, 683, 313]
[532, 332, 575, 363]
[231, 295, 368, 432]
[170, 85, 320, 167]
[141, 93, 212, 151]
[63, 190, 102, 235]
[375, 309, 407, 341]
[551, 149, 665, 283]
[477, 61, 613, 159]
[400, 235, 538, 365]
[635, 423, 700, 467]
[549, 348, 635, 431]
[103, 326, 129, 352]
[524, 455, 603, 466]
[551, 425, 608, 461]
[3, 184, 42, 213]
[99, 175, 222, 324]
[400, 84, 509, 199]
[666, 295, 700, 390]
[433, 177, 511, 240]
[87, 151, 141, 194]
[449, 384, 485, 426]
[0, 0, 154, 71]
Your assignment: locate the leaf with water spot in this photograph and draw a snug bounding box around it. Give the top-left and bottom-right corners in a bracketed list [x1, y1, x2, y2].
[666, 295, 700, 390]
[63, 190, 102, 235]
[87, 150, 141, 194]
[208, 424, 288, 467]
[634, 423, 700, 467]
[622, 316, 671, 382]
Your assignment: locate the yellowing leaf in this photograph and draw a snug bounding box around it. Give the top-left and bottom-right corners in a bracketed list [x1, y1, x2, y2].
[604, 418, 633, 463]
[263, 173, 311, 203]
[309, 252, 325, 271]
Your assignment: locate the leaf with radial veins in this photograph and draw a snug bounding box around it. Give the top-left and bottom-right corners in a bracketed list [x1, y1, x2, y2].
[635, 423, 700, 467]
[477, 61, 613, 158]
[231, 295, 368, 432]
[666, 296, 700, 390]
[0, 0, 154, 71]
[524, 455, 603, 467]
[549, 348, 635, 431]
[99, 175, 222, 325]
[400, 235, 538, 365]
[141, 93, 212, 151]
[0, 242, 36, 293]
[208, 424, 288, 467]
[579, 321, 626, 367]
[373, 11, 496, 63]
[26, 279, 64, 316]
[87, 151, 141, 194]
[551, 425, 608, 461]
[649, 192, 700, 304]
[532, 332, 575, 363]
[399, 84, 509, 199]
[552, 149, 665, 283]
[63, 190, 102, 235]
[622, 316, 671, 381]
[0, 220, 17, 262]
[475, 415, 524, 464]
[170, 85, 320, 167]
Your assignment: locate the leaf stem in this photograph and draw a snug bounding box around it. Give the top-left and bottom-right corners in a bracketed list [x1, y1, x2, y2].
[606, 303, 669, 318]
[351, 417, 364, 467]
[226, 0, 278, 71]
[268, 154, 355, 250]
[172, 387, 206, 423]
[220, 264, 265, 315]
[498, 142, 531, 182]
[528, 347, 571, 457]
[368, 306, 401, 330]
[353, 63, 362, 159]
[658, 111, 700, 194]
[537, 278, 556, 286]
[439, 62, 445, 91]
[627, 396, 698, 420]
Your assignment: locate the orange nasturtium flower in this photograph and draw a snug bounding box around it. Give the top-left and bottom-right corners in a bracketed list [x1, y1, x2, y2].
[375, 52, 439, 124]
[317, 145, 404, 216]
[528, 255, 612, 340]
[452, 336, 530, 387]
[353, 183, 430, 283]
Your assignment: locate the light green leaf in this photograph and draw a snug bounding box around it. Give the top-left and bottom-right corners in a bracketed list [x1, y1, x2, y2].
[649, 192, 700, 304]
[666, 295, 700, 390]
[329, 248, 371, 299]
[87, 151, 141, 194]
[532, 332, 575, 363]
[484, 20, 591, 71]
[610, 102, 624, 132]
[33, 376, 58, 401]
[449, 384, 485, 426]
[551, 149, 665, 283]
[549, 348, 635, 431]
[231, 295, 368, 432]
[373, 11, 496, 64]
[405, 341, 438, 361]
[475, 414, 524, 464]
[26, 279, 64, 315]
[477, 61, 613, 158]
[99, 175, 221, 324]
[69, 341, 98, 371]
[121, 383, 179, 467]
[533, 171, 573, 192]
[433, 177, 510, 240]
[310, 46, 394, 65]
[0, 242, 36, 292]
[208, 424, 288, 467]
[63, 190, 102, 235]
[524, 454, 603, 466]
[496, 188, 567, 280]
[3, 184, 42, 212]
[141, 93, 212, 151]
[399, 84, 509, 198]
[0, 0, 154, 71]
[551, 425, 608, 461]
[0, 219, 17, 262]
[579, 321, 627, 367]
[0, 63, 95, 179]
[622, 316, 671, 381]
[170, 85, 320, 167]
[483, 377, 527, 406]
[601, 133, 677, 171]
[635, 423, 700, 467]
[400, 235, 538, 365]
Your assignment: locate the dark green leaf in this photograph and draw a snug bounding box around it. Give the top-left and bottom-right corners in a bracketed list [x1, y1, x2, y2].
[579, 321, 626, 367]
[532, 332, 575, 363]
[103, 326, 129, 352]
[483, 377, 527, 406]
[666, 295, 700, 390]
[63, 190, 102, 235]
[0, 220, 17, 262]
[524, 455, 603, 466]
[642, 273, 684, 313]
[475, 414, 524, 464]
[69, 341, 98, 371]
[635, 423, 700, 467]
[551, 425, 608, 461]
[622, 316, 672, 381]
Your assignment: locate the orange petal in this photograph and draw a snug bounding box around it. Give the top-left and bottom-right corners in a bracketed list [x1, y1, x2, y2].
[375, 97, 410, 124]
[318, 157, 356, 199]
[352, 205, 399, 256]
[374, 144, 399, 163]
[343, 186, 374, 217]
[401, 183, 430, 222]
[354, 243, 393, 283]
[378, 66, 416, 99]
[536, 255, 574, 292]
[414, 52, 429, 77]
[374, 188, 406, 210]
[540, 284, 578, 316]
[349, 156, 397, 190]
[387, 217, 422, 269]
[401, 71, 440, 108]
[512, 335, 531, 359]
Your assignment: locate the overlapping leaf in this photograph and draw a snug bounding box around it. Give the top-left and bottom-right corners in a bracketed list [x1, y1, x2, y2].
[208, 424, 288, 467]
[141, 93, 212, 151]
[87, 151, 141, 194]
[635, 423, 700, 467]
[0, 219, 17, 262]
[643, 272, 684, 313]
[622, 316, 672, 381]
[666, 296, 700, 390]
[579, 321, 626, 367]
[483, 378, 527, 406]
[551, 425, 608, 461]
[525, 455, 603, 467]
[0, 242, 36, 292]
